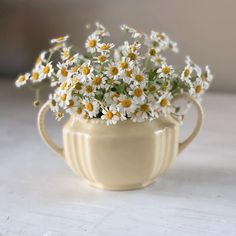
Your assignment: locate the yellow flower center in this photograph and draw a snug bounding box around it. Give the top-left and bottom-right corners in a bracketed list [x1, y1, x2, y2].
[93, 76, 102, 85]
[18, 75, 25, 82]
[162, 67, 170, 75]
[111, 93, 119, 101]
[77, 107, 82, 114]
[121, 99, 132, 108]
[72, 66, 79, 73]
[105, 111, 113, 120]
[82, 66, 90, 75]
[156, 33, 165, 40]
[85, 85, 93, 93]
[120, 62, 128, 69]
[63, 50, 69, 59]
[61, 82, 67, 90]
[134, 88, 143, 97]
[61, 67, 68, 77]
[88, 39, 97, 48]
[60, 94, 67, 101]
[75, 82, 82, 90]
[149, 48, 156, 56]
[149, 85, 156, 92]
[56, 111, 63, 118]
[160, 98, 168, 107]
[100, 44, 110, 50]
[125, 69, 132, 78]
[98, 55, 106, 62]
[184, 69, 190, 77]
[140, 104, 148, 112]
[67, 100, 74, 108]
[32, 72, 39, 80]
[155, 58, 162, 64]
[201, 74, 206, 81]
[43, 66, 50, 74]
[110, 66, 119, 76]
[85, 103, 93, 112]
[135, 74, 144, 82]
[128, 52, 136, 61]
[56, 36, 65, 42]
[35, 56, 41, 65]
[195, 85, 202, 93]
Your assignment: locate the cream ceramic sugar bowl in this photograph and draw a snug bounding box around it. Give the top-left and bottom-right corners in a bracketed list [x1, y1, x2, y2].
[38, 94, 203, 190]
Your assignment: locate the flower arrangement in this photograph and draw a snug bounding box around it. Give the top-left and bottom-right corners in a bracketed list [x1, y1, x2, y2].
[15, 23, 212, 125]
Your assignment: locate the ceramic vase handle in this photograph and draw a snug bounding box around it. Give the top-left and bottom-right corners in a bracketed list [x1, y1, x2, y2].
[37, 101, 64, 158]
[172, 93, 204, 154]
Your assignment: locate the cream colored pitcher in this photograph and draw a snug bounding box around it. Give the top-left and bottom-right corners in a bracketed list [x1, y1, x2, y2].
[38, 93, 203, 190]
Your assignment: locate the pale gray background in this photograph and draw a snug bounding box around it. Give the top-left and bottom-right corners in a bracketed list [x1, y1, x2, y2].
[0, 0, 236, 93]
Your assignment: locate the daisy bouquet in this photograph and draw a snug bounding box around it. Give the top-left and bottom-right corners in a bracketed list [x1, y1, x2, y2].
[15, 23, 213, 125]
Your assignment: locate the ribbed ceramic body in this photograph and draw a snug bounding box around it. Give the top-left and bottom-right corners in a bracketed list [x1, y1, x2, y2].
[62, 116, 179, 190]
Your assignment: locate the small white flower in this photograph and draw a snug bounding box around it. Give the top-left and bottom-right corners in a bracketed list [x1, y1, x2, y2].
[55, 111, 64, 121]
[85, 34, 100, 53]
[97, 43, 114, 53]
[49, 94, 59, 112]
[101, 106, 120, 125]
[51, 35, 69, 44]
[106, 62, 120, 80]
[91, 74, 106, 89]
[156, 93, 173, 115]
[181, 66, 193, 82]
[132, 68, 146, 85]
[30, 67, 41, 83]
[15, 73, 30, 87]
[79, 61, 94, 82]
[120, 24, 143, 38]
[82, 98, 100, 118]
[94, 52, 110, 64]
[39, 62, 54, 81]
[131, 102, 150, 122]
[157, 64, 174, 78]
[151, 54, 167, 66]
[57, 62, 71, 82]
[129, 84, 146, 103]
[118, 95, 136, 116]
[61, 46, 71, 61]
[82, 82, 95, 97]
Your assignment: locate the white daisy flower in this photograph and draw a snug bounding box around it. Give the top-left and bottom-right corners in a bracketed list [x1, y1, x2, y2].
[34, 51, 47, 68]
[30, 67, 41, 83]
[85, 34, 100, 53]
[65, 53, 80, 66]
[79, 61, 94, 82]
[97, 43, 114, 53]
[129, 84, 146, 103]
[61, 46, 71, 61]
[56, 62, 70, 82]
[15, 73, 30, 87]
[106, 62, 120, 80]
[157, 64, 174, 78]
[151, 54, 167, 66]
[51, 35, 69, 44]
[94, 52, 110, 64]
[39, 62, 54, 81]
[94, 22, 110, 37]
[120, 24, 143, 38]
[181, 65, 193, 82]
[92, 74, 106, 89]
[131, 102, 150, 122]
[55, 111, 64, 121]
[104, 91, 120, 106]
[49, 94, 59, 112]
[132, 68, 146, 85]
[67, 102, 86, 120]
[157, 93, 173, 115]
[118, 95, 136, 116]
[118, 57, 134, 72]
[101, 106, 120, 125]
[82, 98, 100, 118]
[82, 82, 95, 97]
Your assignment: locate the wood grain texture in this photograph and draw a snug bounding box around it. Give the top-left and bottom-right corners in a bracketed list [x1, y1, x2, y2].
[0, 80, 236, 236]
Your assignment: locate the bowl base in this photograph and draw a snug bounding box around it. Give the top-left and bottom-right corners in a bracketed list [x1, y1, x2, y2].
[88, 180, 156, 191]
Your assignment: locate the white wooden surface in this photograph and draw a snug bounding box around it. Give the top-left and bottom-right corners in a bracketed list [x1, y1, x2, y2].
[0, 80, 236, 236]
